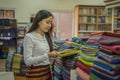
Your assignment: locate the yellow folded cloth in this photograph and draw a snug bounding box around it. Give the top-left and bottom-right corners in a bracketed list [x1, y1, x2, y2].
[57, 49, 79, 57]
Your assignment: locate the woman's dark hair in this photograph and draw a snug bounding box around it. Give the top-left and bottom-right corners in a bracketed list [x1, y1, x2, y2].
[28, 10, 53, 51]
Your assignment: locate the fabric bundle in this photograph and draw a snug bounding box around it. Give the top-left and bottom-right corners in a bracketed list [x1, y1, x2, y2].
[90, 34, 120, 80]
[86, 32, 120, 45]
[53, 57, 63, 80]
[57, 49, 79, 57]
[6, 52, 15, 71]
[76, 44, 98, 80]
[12, 54, 23, 74]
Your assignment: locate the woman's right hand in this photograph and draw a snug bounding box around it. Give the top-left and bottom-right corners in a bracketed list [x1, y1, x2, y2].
[48, 51, 57, 57]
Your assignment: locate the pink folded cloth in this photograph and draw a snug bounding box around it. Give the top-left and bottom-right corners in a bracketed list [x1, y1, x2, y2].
[76, 61, 91, 74]
[100, 44, 120, 55]
[75, 67, 90, 80]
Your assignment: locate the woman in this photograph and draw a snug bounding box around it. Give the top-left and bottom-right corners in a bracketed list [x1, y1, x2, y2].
[23, 10, 57, 80]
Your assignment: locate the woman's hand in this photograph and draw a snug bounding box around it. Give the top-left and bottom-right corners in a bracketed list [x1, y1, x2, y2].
[48, 50, 57, 57]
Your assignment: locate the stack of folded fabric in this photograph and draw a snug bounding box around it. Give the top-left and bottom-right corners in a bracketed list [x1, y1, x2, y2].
[90, 37, 120, 80]
[54, 41, 80, 80]
[54, 39, 68, 46]
[86, 32, 120, 46]
[76, 44, 99, 80]
[54, 57, 63, 80]
[6, 52, 16, 71]
[61, 67, 70, 80]
[53, 39, 69, 51]
[57, 49, 79, 57]
[72, 37, 85, 45]
[63, 55, 77, 69]
[11, 54, 23, 75]
[80, 36, 89, 42]
[58, 44, 75, 51]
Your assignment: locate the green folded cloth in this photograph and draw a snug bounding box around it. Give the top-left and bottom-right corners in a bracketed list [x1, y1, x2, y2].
[79, 50, 97, 62]
[77, 56, 94, 66]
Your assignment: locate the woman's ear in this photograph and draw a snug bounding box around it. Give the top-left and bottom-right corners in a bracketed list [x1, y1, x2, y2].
[38, 21, 41, 26]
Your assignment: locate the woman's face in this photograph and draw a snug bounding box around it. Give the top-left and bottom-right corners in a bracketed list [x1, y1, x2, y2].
[38, 16, 53, 33]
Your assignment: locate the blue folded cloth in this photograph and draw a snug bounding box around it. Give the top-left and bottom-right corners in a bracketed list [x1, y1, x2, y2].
[91, 68, 120, 80]
[76, 76, 82, 80]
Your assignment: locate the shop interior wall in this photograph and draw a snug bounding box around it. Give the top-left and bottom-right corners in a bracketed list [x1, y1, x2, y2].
[0, 0, 105, 23]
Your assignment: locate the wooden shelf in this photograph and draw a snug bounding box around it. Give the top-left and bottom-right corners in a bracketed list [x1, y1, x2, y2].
[114, 17, 120, 19]
[75, 5, 112, 37]
[114, 28, 120, 30]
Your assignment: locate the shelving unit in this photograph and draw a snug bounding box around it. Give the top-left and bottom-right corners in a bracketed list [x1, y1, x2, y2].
[75, 5, 112, 37]
[113, 7, 120, 33]
[105, 0, 120, 33]
[0, 18, 17, 59]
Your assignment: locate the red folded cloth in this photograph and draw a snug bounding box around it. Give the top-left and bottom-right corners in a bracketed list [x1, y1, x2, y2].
[76, 61, 91, 74]
[100, 44, 120, 55]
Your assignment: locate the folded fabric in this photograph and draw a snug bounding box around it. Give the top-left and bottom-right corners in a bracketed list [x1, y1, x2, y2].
[81, 50, 97, 56]
[77, 56, 94, 66]
[100, 35, 120, 40]
[62, 67, 70, 75]
[93, 64, 120, 76]
[54, 61, 63, 68]
[80, 44, 98, 51]
[65, 59, 77, 69]
[100, 44, 120, 54]
[76, 61, 91, 74]
[54, 76, 61, 80]
[72, 37, 85, 44]
[90, 73, 102, 80]
[94, 62, 112, 71]
[54, 64, 62, 74]
[98, 56, 120, 64]
[99, 39, 120, 46]
[95, 58, 120, 71]
[86, 38, 101, 44]
[100, 47, 113, 54]
[79, 50, 97, 62]
[84, 44, 100, 48]
[75, 67, 90, 80]
[54, 39, 68, 44]
[76, 76, 82, 80]
[12, 54, 23, 74]
[58, 44, 75, 51]
[98, 51, 120, 64]
[81, 36, 89, 41]
[61, 69, 70, 80]
[6, 52, 15, 71]
[91, 68, 120, 80]
[91, 32, 120, 37]
[54, 71, 63, 80]
[57, 49, 79, 57]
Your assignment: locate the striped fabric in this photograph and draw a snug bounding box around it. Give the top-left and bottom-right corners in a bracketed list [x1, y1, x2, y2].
[12, 54, 23, 74]
[6, 52, 15, 71]
[26, 65, 52, 80]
